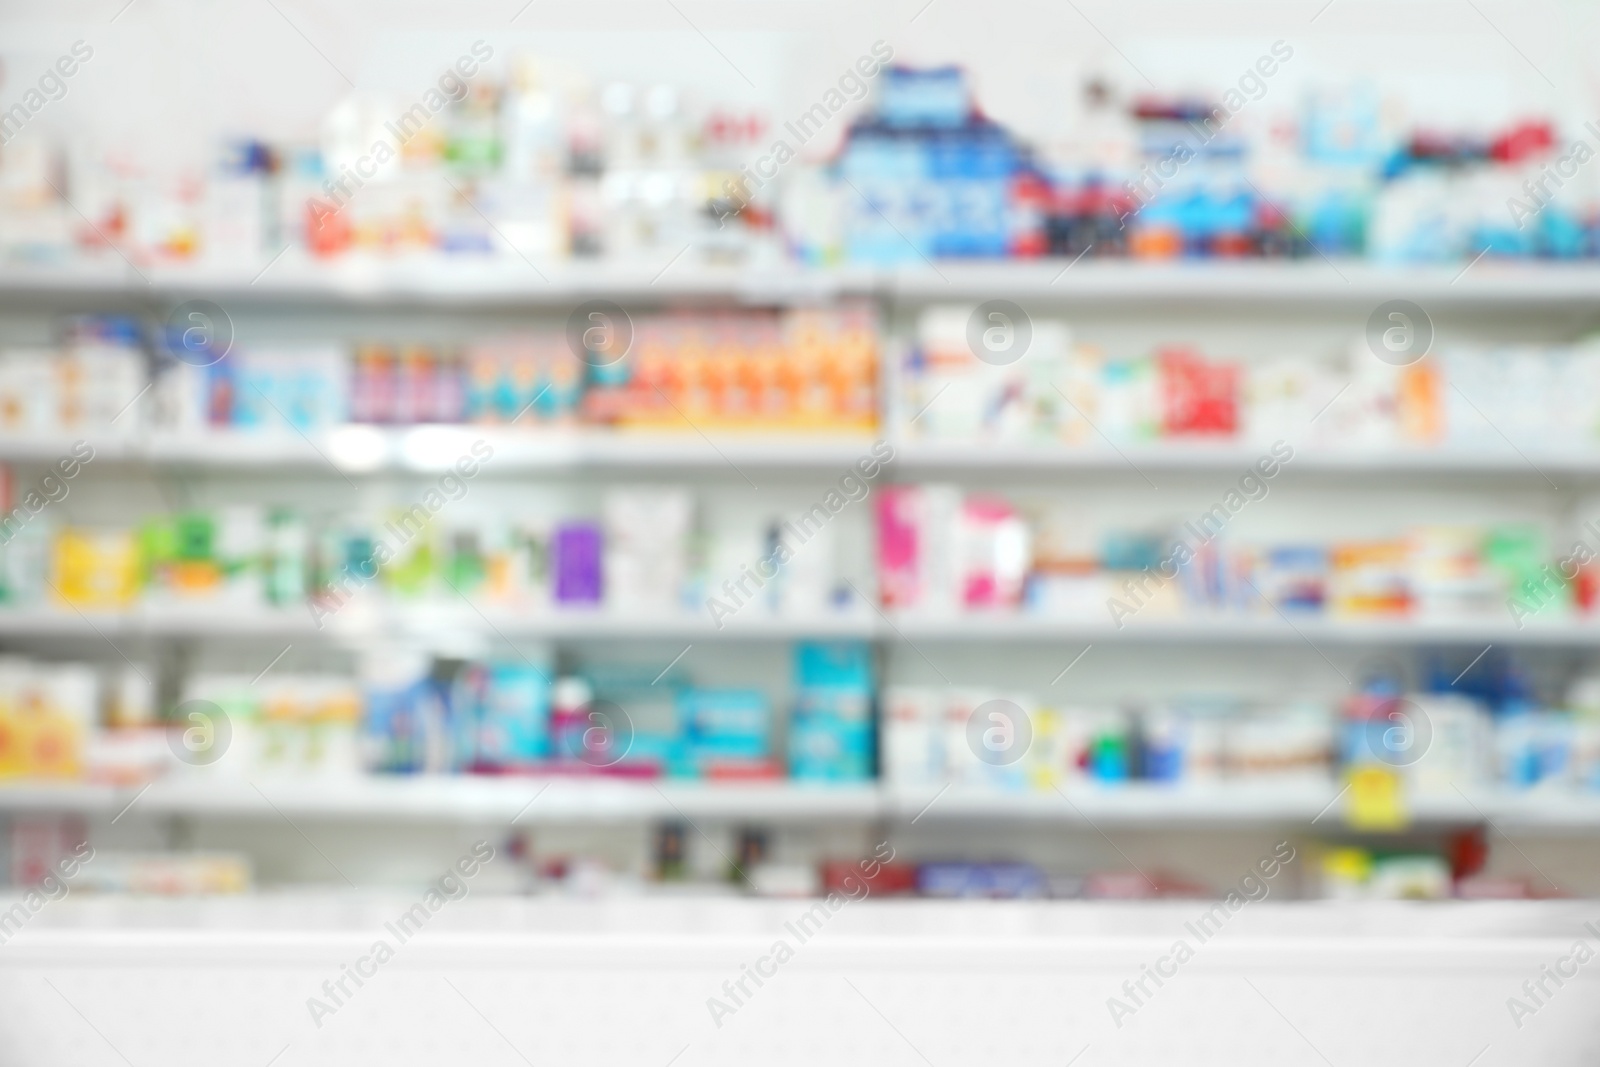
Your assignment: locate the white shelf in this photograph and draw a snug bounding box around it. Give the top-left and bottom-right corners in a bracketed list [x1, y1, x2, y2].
[391, 607, 878, 641]
[884, 782, 1343, 823]
[890, 614, 1600, 646]
[141, 429, 884, 472]
[885, 782, 1579, 827]
[894, 784, 1600, 832]
[7, 256, 1600, 304]
[0, 430, 884, 471]
[0, 781, 125, 813]
[893, 440, 1600, 476]
[0, 257, 878, 304]
[885, 260, 1600, 303]
[5, 777, 1596, 830]
[0, 605, 318, 639]
[15, 430, 1600, 478]
[0, 778, 884, 823]
[0, 605, 876, 642]
[0, 606, 1586, 645]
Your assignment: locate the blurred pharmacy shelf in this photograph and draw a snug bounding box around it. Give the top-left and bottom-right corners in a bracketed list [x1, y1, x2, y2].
[8, 250, 1600, 892]
[4, 777, 1599, 831]
[9, 257, 1600, 305]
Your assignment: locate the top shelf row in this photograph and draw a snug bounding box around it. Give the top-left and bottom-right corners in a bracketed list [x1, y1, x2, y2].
[9, 258, 1600, 306]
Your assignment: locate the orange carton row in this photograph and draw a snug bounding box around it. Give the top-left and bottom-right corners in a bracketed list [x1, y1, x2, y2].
[585, 306, 880, 432]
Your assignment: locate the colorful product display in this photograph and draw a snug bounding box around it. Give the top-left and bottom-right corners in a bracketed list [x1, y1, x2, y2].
[360, 641, 868, 781]
[4, 483, 861, 622]
[582, 307, 879, 432]
[13, 642, 1594, 804]
[0, 56, 779, 266]
[27, 307, 878, 436]
[884, 688, 1327, 792]
[0, 642, 870, 787]
[521, 832, 1507, 901]
[15, 307, 1600, 459]
[876, 482, 1595, 624]
[12, 492, 851, 627]
[900, 305, 1600, 450]
[0, 647, 1588, 908]
[3, 57, 1597, 267]
[886, 656, 1600, 797]
[812, 68, 1600, 265]
[10, 478, 1592, 630]
[814, 67, 1600, 265]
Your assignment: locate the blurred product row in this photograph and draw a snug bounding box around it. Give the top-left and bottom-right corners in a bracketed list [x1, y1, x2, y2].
[1, 473, 1593, 626]
[9, 310, 1600, 451]
[1, 309, 878, 436]
[0, 811, 1545, 902]
[886, 651, 1600, 796]
[878, 488, 1585, 624]
[0, 642, 872, 784]
[3, 485, 866, 618]
[5, 57, 1600, 266]
[6, 817, 248, 894]
[2, 642, 1600, 801]
[3, 471, 1594, 633]
[901, 309, 1600, 449]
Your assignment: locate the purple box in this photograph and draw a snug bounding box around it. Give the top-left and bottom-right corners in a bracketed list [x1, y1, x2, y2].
[553, 522, 603, 605]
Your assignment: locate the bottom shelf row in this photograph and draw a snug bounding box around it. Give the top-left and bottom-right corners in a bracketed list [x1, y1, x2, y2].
[2, 639, 1599, 823]
[0, 781, 1565, 905]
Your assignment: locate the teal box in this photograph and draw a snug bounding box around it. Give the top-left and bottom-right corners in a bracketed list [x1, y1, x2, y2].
[477, 662, 551, 765]
[678, 688, 770, 761]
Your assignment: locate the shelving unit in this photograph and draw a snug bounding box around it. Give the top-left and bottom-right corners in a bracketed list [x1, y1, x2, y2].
[6, 257, 1600, 893]
[21, 10, 1600, 1062]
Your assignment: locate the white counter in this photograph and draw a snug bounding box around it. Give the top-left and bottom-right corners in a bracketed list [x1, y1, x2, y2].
[1, 896, 1596, 1066]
